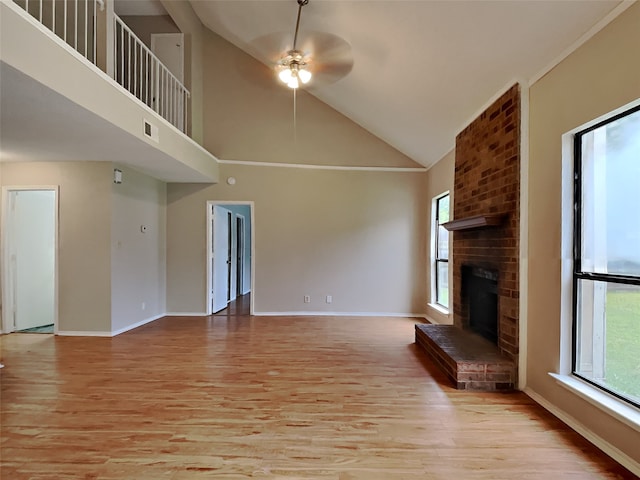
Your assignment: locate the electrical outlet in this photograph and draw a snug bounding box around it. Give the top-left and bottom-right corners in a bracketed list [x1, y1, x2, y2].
[304, 295, 311, 303]
[326, 295, 332, 304]
[141, 302, 146, 310]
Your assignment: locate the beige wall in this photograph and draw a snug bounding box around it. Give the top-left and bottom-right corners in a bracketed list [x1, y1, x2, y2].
[202, 29, 422, 169]
[119, 15, 179, 49]
[528, 2, 640, 465]
[424, 149, 455, 324]
[1, 162, 168, 334]
[111, 165, 166, 333]
[167, 163, 427, 315]
[1, 162, 113, 332]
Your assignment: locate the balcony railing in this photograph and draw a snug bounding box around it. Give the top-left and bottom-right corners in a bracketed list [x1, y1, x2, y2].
[13, 0, 100, 62]
[114, 14, 189, 134]
[12, 0, 190, 134]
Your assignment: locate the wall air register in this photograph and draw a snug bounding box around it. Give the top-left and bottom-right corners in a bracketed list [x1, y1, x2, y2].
[143, 119, 159, 143]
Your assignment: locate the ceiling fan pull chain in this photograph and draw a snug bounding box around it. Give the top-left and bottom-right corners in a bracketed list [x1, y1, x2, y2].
[293, 87, 298, 145]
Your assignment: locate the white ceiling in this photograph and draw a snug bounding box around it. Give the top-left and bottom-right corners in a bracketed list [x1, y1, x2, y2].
[189, 0, 623, 168]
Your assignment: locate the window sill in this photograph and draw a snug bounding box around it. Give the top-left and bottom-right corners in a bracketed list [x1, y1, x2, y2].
[427, 303, 449, 315]
[549, 373, 640, 432]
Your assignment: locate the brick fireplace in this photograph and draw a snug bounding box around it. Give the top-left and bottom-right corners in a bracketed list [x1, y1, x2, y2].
[416, 84, 520, 390]
[452, 84, 520, 363]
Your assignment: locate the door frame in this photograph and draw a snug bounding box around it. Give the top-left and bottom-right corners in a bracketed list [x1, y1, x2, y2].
[1, 186, 59, 334]
[235, 213, 246, 297]
[206, 201, 255, 315]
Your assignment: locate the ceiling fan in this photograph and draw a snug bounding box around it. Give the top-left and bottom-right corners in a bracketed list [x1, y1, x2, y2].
[263, 0, 354, 90]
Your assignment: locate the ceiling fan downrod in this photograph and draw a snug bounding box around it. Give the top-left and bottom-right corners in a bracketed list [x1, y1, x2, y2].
[292, 0, 309, 51]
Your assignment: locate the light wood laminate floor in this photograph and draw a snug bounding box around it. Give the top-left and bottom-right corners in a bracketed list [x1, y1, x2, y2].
[0, 315, 635, 479]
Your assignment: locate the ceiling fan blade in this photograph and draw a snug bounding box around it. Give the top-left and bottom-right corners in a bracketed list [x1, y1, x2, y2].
[308, 58, 354, 87]
[298, 31, 352, 64]
[295, 31, 354, 86]
[248, 32, 295, 65]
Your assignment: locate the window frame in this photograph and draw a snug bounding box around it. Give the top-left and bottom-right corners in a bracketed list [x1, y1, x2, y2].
[572, 103, 640, 409]
[433, 192, 450, 309]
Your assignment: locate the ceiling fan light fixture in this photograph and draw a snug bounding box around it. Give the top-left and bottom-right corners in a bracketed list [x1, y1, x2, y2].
[278, 68, 293, 84]
[277, 57, 312, 89]
[287, 75, 300, 89]
[298, 67, 312, 84]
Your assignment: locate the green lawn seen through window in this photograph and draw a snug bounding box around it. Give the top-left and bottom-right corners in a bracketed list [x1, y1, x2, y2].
[605, 289, 640, 403]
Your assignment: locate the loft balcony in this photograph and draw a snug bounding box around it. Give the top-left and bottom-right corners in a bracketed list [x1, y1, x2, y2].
[0, 0, 218, 182]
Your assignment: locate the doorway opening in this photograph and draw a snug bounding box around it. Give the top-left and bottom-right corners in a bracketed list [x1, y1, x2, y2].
[206, 202, 254, 315]
[2, 187, 58, 334]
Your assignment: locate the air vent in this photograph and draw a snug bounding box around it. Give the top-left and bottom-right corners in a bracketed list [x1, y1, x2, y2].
[143, 119, 159, 143]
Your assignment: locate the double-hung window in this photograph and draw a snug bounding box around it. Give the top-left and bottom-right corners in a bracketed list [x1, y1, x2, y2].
[434, 193, 450, 309]
[573, 104, 640, 408]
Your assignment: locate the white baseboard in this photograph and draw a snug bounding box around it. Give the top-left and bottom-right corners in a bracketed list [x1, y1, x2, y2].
[254, 311, 427, 319]
[524, 387, 640, 476]
[57, 314, 165, 337]
[55, 312, 428, 336]
[56, 330, 113, 337]
[111, 314, 165, 337]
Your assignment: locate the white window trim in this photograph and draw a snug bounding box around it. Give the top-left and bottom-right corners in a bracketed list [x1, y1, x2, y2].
[549, 373, 640, 431]
[555, 98, 640, 428]
[431, 192, 450, 312]
[427, 302, 449, 316]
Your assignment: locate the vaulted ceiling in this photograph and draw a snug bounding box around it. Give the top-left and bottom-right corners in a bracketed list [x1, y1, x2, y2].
[1, 0, 628, 171]
[185, 0, 624, 168]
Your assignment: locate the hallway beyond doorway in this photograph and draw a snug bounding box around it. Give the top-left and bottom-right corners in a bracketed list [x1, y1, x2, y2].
[213, 293, 251, 317]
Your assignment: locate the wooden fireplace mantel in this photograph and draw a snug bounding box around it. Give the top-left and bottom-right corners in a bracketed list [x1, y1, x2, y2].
[443, 214, 505, 231]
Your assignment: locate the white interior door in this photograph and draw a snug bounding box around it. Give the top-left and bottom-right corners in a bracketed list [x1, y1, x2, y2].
[7, 190, 56, 331]
[151, 33, 186, 130]
[151, 33, 184, 83]
[212, 205, 231, 313]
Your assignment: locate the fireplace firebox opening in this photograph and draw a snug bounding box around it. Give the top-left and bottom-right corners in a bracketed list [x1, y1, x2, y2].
[463, 266, 498, 343]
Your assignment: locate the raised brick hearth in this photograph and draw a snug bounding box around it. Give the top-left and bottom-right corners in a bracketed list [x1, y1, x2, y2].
[415, 324, 515, 390]
[416, 84, 520, 391]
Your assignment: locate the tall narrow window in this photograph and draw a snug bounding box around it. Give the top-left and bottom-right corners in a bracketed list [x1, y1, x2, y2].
[434, 193, 450, 308]
[573, 104, 640, 408]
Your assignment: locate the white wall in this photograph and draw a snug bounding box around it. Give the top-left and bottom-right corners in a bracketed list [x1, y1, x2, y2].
[111, 165, 166, 333]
